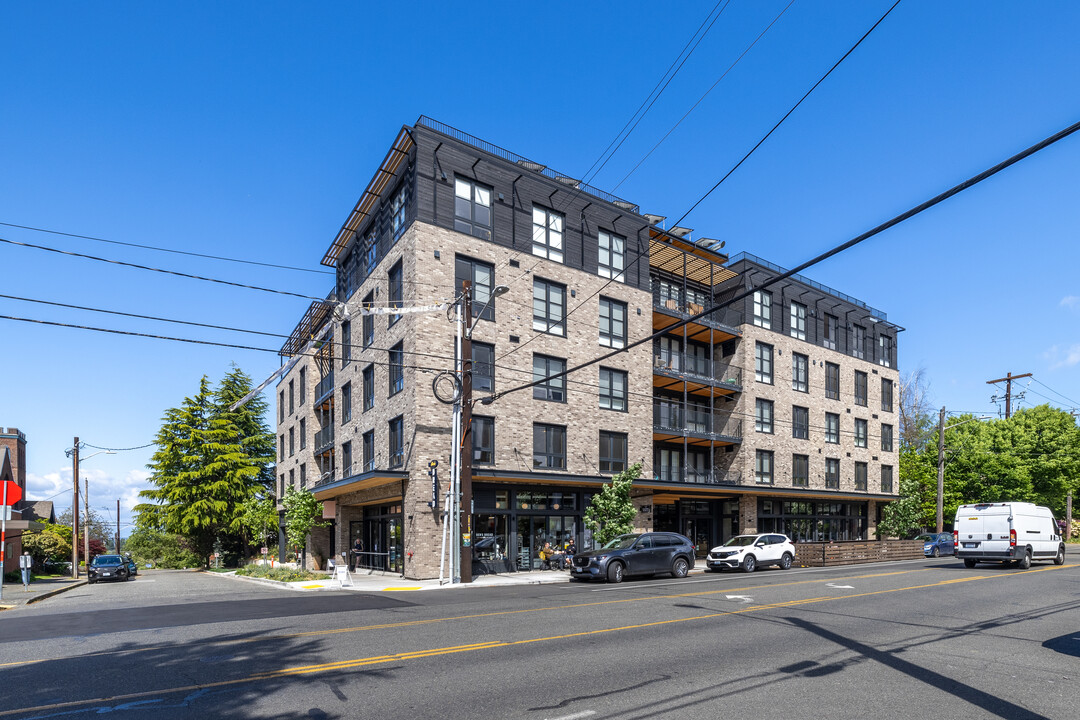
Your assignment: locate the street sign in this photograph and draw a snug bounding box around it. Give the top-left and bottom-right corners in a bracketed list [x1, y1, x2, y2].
[260, 547, 268, 555]
[1, 480, 21, 506]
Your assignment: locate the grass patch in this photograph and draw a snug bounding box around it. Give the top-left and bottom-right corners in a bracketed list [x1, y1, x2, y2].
[234, 565, 324, 582]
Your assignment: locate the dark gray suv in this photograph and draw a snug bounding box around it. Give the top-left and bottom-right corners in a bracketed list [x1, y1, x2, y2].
[570, 532, 696, 583]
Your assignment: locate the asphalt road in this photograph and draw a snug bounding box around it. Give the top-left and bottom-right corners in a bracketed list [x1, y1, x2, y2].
[1, 559, 1077, 720]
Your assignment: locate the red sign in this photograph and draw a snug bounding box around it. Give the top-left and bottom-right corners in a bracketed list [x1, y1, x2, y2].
[1, 480, 21, 506]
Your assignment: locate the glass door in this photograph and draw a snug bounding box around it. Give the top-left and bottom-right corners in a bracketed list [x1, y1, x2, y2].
[681, 518, 712, 557]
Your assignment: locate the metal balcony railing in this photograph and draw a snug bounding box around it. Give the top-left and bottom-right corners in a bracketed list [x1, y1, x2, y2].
[653, 400, 742, 440]
[314, 425, 334, 454]
[654, 470, 744, 486]
[314, 372, 334, 405]
[652, 353, 743, 388]
[651, 291, 743, 331]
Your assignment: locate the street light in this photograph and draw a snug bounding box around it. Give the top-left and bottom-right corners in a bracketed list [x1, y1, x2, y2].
[465, 285, 509, 339]
[936, 410, 991, 532]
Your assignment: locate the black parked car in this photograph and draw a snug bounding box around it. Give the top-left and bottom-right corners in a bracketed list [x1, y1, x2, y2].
[570, 532, 696, 583]
[87, 554, 130, 584]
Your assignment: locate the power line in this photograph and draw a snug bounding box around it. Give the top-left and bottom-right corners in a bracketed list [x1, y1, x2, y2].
[1031, 377, 1080, 409]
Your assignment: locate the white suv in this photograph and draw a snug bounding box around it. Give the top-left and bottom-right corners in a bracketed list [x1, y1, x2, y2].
[706, 534, 796, 573]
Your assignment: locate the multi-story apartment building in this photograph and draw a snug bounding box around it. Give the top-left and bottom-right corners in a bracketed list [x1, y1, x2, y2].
[275, 118, 900, 579]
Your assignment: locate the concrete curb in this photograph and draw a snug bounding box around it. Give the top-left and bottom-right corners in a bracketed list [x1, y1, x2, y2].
[28, 580, 89, 604]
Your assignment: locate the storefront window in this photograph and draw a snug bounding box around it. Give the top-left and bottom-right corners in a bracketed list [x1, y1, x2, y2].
[472, 515, 509, 562]
[517, 490, 576, 512]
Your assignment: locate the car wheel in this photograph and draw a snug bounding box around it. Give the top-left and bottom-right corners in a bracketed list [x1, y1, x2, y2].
[1054, 545, 1065, 565]
[703, 567, 715, 573]
[778, 552, 793, 570]
[88, 578, 96, 585]
[607, 561, 625, 584]
[1018, 549, 1032, 570]
[963, 559, 977, 568]
[671, 557, 689, 579]
[741, 555, 756, 573]
[931, 547, 940, 558]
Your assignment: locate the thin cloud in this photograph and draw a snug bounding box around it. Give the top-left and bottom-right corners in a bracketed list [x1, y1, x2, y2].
[1044, 343, 1080, 369]
[1062, 296, 1080, 311]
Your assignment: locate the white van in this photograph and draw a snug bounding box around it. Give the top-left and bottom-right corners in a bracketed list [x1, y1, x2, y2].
[953, 502, 1065, 569]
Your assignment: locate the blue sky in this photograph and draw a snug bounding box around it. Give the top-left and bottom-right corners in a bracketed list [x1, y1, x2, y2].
[3, 1, 1078, 536]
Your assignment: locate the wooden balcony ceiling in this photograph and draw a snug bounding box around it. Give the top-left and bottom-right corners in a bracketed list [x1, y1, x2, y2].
[281, 300, 333, 357]
[651, 431, 730, 448]
[648, 233, 737, 286]
[651, 311, 735, 344]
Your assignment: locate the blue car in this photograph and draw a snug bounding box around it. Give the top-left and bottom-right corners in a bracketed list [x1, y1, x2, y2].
[915, 532, 955, 558]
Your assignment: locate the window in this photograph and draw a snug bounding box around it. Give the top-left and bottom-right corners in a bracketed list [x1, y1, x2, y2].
[878, 334, 893, 368]
[389, 416, 404, 468]
[289, 468, 294, 490]
[755, 399, 774, 434]
[881, 378, 894, 412]
[792, 353, 808, 393]
[658, 335, 682, 371]
[363, 365, 374, 411]
[299, 463, 306, 489]
[656, 447, 682, 482]
[391, 183, 409, 240]
[825, 413, 840, 444]
[472, 342, 494, 393]
[599, 367, 627, 411]
[533, 278, 566, 336]
[341, 382, 352, 424]
[454, 177, 492, 240]
[852, 325, 866, 359]
[280, 473, 285, 496]
[388, 260, 403, 326]
[825, 458, 840, 489]
[881, 465, 894, 493]
[854, 370, 867, 406]
[753, 290, 772, 328]
[533, 423, 566, 469]
[854, 418, 867, 448]
[279, 391, 285, 422]
[531, 205, 564, 262]
[790, 302, 807, 340]
[299, 418, 306, 450]
[341, 320, 351, 367]
[792, 454, 809, 487]
[288, 380, 294, 415]
[299, 367, 306, 405]
[755, 342, 773, 384]
[342, 441, 353, 477]
[824, 314, 839, 350]
[389, 342, 404, 396]
[881, 423, 894, 452]
[792, 406, 809, 439]
[599, 297, 627, 348]
[533, 355, 567, 402]
[755, 450, 774, 485]
[472, 416, 494, 464]
[599, 431, 628, 474]
[455, 256, 496, 322]
[855, 461, 867, 491]
[279, 434, 284, 461]
[289, 427, 295, 457]
[362, 430, 375, 472]
[362, 292, 374, 347]
[825, 362, 840, 400]
[598, 230, 625, 281]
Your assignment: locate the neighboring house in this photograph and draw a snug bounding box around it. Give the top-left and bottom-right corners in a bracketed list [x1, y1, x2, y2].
[2, 429, 44, 574]
[275, 118, 900, 579]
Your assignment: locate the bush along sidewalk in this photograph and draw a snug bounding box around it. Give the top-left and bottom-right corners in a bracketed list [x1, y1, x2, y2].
[233, 565, 324, 582]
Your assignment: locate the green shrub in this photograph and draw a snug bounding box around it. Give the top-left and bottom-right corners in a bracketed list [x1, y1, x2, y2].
[233, 565, 322, 582]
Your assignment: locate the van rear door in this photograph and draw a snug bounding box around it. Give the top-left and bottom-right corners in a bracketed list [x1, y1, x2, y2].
[956, 504, 1013, 559]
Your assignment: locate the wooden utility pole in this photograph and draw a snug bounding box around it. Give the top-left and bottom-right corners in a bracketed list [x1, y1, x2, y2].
[459, 280, 473, 584]
[986, 372, 1031, 419]
[936, 407, 946, 533]
[116, 498, 121, 553]
[84, 476, 90, 565]
[71, 438, 79, 579]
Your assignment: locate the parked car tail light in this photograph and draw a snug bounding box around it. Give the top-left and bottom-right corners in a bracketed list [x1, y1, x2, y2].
[1009, 529, 1016, 547]
[953, 530, 958, 546]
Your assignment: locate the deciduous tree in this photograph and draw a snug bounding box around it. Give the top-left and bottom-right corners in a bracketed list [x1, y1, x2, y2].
[584, 462, 641, 546]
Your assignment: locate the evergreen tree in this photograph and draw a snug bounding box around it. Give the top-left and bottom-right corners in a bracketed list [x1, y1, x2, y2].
[584, 462, 641, 546]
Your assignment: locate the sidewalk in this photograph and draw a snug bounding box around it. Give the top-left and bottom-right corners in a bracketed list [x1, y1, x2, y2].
[0, 576, 88, 609]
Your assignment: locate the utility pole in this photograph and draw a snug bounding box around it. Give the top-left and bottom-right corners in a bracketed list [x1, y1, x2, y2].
[460, 280, 473, 584]
[116, 498, 121, 553]
[986, 372, 1031, 419]
[936, 407, 946, 533]
[1067, 493, 1073, 539]
[84, 477, 90, 565]
[71, 438, 79, 579]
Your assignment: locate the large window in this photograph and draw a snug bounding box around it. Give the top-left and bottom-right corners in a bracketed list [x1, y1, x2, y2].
[299, 418, 306, 450]
[455, 256, 496, 322]
[792, 353, 808, 393]
[289, 380, 294, 415]
[362, 292, 374, 347]
[389, 342, 404, 396]
[878, 334, 893, 368]
[533, 423, 566, 469]
[289, 427, 294, 457]
[854, 418, 867, 448]
[533, 355, 567, 402]
[881, 423, 894, 452]
[755, 342, 773, 384]
[388, 260, 403, 326]
[472, 416, 494, 464]
[454, 177, 492, 240]
[881, 378, 894, 412]
[299, 367, 306, 405]
[389, 416, 404, 468]
[790, 301, 807, 340]
[755, 450, 774, 485]
[824, 314, 839, 350]
[341, 441, 353, 477]
[533, 278, 566, 336]
[755, 398, 774, 434]
[854, 370, 867, 406]
[362, 430, 375, 472]
[599, 297, 627, 348]
[792, 406, 809, 439]
[472, 342, 494, 393]
[598, 230, 625, 281]
[391, 183, 409, 240]
[279, 392, 284, 422]
[881, 465, 894, 493]
[825, 413, 840, 444]
[341, 382, 352, 424]
[854, 462, 868, 491]
[792, 454, 809, 487]
[825, 362, 840, 400]
[599, 431, 628, 474]
[852, 324, 866, 359]
[753, 290, 772, 328]
[341, 320, 351, 368]
[363, 365, 374, 411]
[599, 367, 627, 411]
[825, 458, 840, 489]
[656, 447, 682, 483]
[531, 205, 564, 262]
[299, 463, 306, 488]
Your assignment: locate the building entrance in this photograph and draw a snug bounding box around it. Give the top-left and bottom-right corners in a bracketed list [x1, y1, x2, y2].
[350, 502, 403, 574]
[515, 515, 576, 570]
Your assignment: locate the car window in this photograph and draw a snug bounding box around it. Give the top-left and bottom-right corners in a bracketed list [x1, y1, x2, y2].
[636, 536, 653, 549]
[604, 535, 640, 550]
[724, 536, 757, 547]
[771, 535, 787, 545]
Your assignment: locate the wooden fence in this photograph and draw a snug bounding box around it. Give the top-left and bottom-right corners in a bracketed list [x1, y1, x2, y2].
[793, 540, 923, 567]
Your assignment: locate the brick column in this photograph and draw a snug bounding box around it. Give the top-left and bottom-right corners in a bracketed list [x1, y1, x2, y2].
[738, 495, 757, 535]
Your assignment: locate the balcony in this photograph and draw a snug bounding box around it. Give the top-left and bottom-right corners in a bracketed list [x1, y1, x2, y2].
[653, 354, 743, 389]
[652, 291, 743, 336]
[653, 400, 743, 442]
[314, 425, 334, 454]
[314, 372, 334, 405]
[654, 470, 744, 486]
